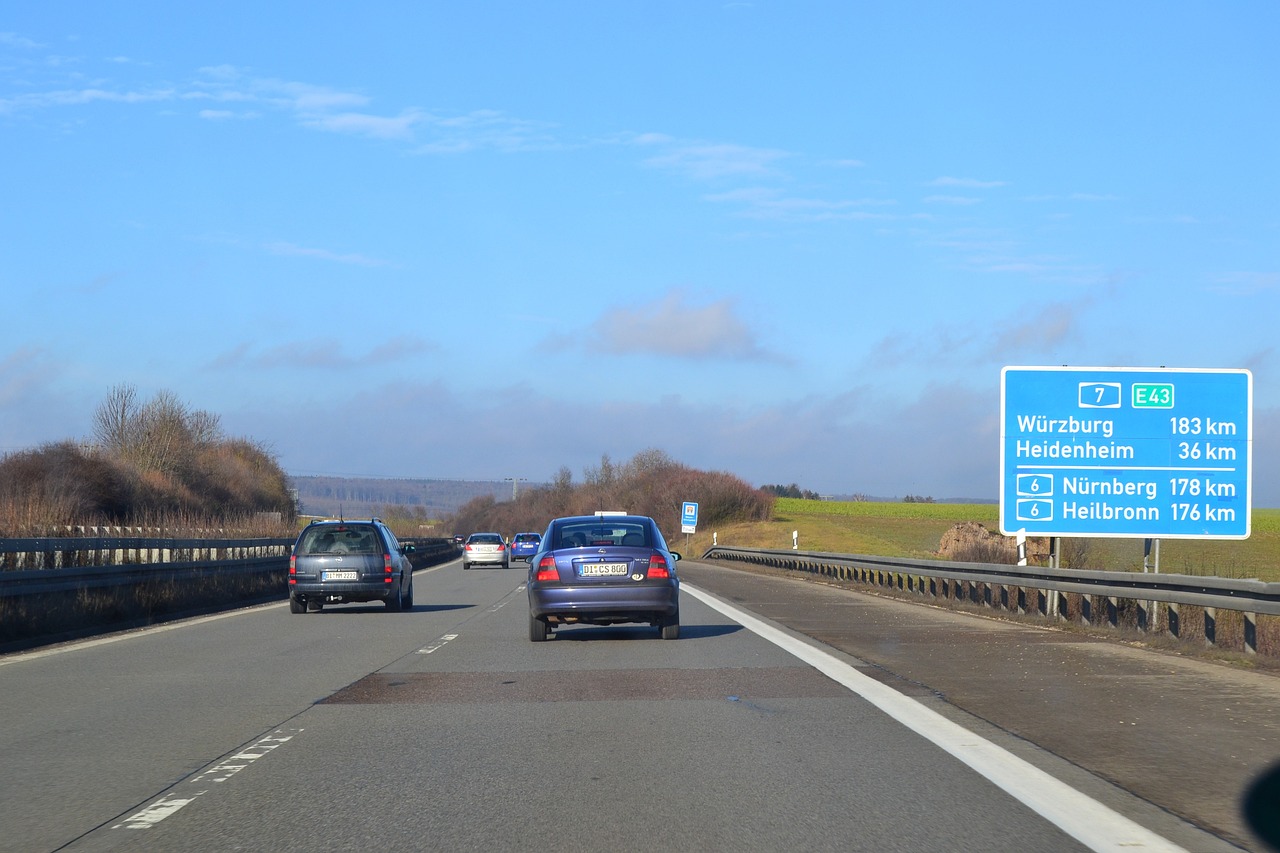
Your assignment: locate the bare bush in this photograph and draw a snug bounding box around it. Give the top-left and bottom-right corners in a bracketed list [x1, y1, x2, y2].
[446, 449, 772, 538]
[1, 388, 294, 536]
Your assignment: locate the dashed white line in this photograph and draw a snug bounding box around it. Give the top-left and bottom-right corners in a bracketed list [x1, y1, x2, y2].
[112, 728, 301, 830]
[416, 633, 459, 654]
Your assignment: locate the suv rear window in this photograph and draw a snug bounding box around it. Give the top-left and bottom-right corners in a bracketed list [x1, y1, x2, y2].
[297, 525, 382, 555]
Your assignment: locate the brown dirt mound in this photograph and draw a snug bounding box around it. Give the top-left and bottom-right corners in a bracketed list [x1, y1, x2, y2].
[936, 521, 1049, 563]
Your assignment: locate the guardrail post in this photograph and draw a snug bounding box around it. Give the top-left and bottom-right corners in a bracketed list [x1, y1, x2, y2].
[1244, 612, 1257, 655]
[1107, 596, 1119, 629]
[1081, 594, 1093, 626]
[1204, 607, 1216, 648]
[1168, 602, 1181, 639]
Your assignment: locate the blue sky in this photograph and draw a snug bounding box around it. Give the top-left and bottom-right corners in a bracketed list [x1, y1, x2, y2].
[3, 2, 1278, 505]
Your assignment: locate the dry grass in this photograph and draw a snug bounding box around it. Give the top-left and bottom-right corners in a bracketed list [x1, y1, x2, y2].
[691, 500, 1280, 582]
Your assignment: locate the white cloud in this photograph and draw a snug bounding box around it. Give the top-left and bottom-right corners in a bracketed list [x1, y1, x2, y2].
[706, 187, 896, 221]
[929, 176, 1006, 189]
[0, 32, 43, 49]
[924, 195, 982, 206]
[545, 289, 789, 363]
[643, 142, 789, 180]
[263, 241, 395, 268]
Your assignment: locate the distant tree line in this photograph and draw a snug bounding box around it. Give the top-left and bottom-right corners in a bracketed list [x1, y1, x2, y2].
[447, 449, 773, 537]
[0, 384, 296, 536]
[902, 494, 936, 503]
[761, 483, 823, 500]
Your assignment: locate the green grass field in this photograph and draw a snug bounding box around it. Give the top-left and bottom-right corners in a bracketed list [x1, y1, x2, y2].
[686, 499, 1280, 582]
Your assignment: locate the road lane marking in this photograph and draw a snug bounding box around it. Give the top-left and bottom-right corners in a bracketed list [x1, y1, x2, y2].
[681, 582, 1187, 853]
[112, 729, 301, 830]
[416, 633, 459, 654]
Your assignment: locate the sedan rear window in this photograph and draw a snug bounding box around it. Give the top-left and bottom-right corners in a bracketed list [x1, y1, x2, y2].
[554, 523, 649, 548]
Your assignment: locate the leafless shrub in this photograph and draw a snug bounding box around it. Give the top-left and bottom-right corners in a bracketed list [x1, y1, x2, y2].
[447, 449, 772, 537]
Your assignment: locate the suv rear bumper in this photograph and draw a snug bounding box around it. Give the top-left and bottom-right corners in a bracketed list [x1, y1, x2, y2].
[291, 580, 397, 602]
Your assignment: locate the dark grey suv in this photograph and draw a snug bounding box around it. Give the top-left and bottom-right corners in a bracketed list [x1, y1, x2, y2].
[288, 518, 415, 613]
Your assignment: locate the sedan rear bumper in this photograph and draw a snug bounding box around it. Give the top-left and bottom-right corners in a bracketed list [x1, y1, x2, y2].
[529, 583, 679, 622]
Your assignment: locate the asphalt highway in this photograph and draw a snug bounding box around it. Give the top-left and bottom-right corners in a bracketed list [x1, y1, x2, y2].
[0, 556, 1270, 852]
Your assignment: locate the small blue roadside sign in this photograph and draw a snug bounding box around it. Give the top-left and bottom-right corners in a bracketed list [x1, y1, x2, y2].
[1000, 366, 1252, 539]
[681, 501, 699, 534]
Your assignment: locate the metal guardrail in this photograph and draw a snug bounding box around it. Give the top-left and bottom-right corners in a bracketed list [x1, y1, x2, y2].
[0, 536, 294, 570]
[702, 546, 1280, 655]
[0, 536, 459, 598]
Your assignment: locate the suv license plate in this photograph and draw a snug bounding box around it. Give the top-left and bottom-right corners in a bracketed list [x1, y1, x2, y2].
[323, 570, 359, 581]
[579, 563, 628, 577]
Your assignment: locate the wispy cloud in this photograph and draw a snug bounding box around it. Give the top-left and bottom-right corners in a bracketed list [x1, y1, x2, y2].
[929, 176, 1006, 189]
[0, 32, 43, 49]
[1208, 271, 1279, 296]
[0, 86, 176, 113]
[641, 142, 790, 180]
[924, 195, 982, 206]
[263, 241, 396, 268]
[706, 187, 896, 222]
[209, 336, 433, 371]
[544, 289, 790, 363]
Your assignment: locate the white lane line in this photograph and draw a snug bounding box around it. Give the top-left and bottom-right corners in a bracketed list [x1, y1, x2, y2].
[681, 582, 1187, 853]
[113, 728, 300, 830]
[416, 633, 459, 654]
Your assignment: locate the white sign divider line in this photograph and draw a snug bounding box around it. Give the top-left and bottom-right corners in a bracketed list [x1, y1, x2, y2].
[680, 583, 1187, 853]
[112, 728, 302, 831]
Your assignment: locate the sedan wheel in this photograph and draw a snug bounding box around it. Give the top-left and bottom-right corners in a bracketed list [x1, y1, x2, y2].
[659, 611, 680, 640]
[529, 614, 550, 642]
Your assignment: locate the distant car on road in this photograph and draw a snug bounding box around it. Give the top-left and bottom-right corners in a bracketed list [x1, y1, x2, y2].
[524, 513, 681, 641]
[509, 532, 542, 561]
[288, 518, 415, 613]
[462, 532, 508, 569]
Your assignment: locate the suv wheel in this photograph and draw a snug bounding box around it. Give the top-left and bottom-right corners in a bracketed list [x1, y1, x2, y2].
[289, 596, 305, 614]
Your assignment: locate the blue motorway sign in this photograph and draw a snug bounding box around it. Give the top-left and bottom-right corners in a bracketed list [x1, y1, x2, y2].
[681, 501, 699, 534]
[1000, 367, 1252, 539]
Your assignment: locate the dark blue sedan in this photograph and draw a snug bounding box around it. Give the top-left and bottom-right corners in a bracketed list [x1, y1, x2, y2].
[509, 532, 542, 560]
[524, 513, 681, 641]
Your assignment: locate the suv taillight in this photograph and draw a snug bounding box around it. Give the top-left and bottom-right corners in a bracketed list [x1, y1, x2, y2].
[384, 554, 394, 584]
[535, 556, 558, 582]
[647, 554, 670, 579]
[289, 554, 296, 584]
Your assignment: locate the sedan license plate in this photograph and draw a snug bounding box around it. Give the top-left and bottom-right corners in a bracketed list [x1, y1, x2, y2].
[323, 570, 359, 581]
[578, 562, 629, 578]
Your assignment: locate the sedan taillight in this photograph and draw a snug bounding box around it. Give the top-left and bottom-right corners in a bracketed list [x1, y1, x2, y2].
[647, 554, 670, 579]
[384, 554, 394, 583]
[535, 556, 558, 582]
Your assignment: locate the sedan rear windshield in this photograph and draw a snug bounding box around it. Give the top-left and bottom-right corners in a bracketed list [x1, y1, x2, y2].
[553, 522, 649, 549]
[469, 534, 503, 544]
[297, 526, 381, 555]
